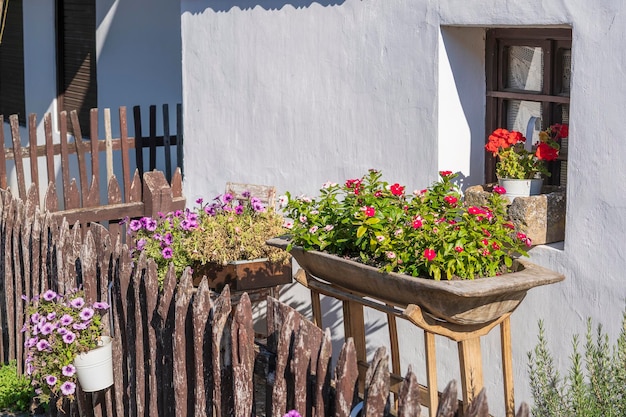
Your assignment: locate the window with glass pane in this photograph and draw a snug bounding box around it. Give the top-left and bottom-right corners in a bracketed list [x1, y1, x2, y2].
[486, 28, 571, 186]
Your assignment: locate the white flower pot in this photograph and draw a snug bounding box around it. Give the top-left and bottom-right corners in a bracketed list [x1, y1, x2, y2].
[498, 178, 543, 202]
[73, 336, 114, 392]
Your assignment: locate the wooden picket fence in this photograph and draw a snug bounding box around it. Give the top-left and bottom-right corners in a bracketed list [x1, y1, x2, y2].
[0, 104, 184, 232]
[0, 184, 531, 417]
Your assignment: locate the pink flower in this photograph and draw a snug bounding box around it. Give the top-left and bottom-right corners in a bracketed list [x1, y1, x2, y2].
[455, 246, 464, 253]
[283, 220, 294, 229]
[364, 206, 375, 217]
[309, 226, 318, 233]
[493, 186, 506, 195]
[423, 248, 436, 261]
[60, 381, 76, 396]
[386, 251, 396, 259]
[389, 183, 405, 196]
[412, 216, 423, 229]
[444, 195, 458, 205]
[439, 170, 453, 177]
[376, 235, 385, 242]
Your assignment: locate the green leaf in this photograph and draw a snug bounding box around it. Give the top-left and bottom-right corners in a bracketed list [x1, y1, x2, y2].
[356, 225, 367, 238]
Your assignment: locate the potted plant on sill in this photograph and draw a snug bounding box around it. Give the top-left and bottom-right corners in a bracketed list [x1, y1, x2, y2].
[485, 124, 565, 201]
[22, 289, 112, 409]
[130, 191, 292, 291]
[269, 169, 564, 325]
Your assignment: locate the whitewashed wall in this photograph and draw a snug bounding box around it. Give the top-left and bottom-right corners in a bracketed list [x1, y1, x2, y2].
[180, 1, 626, 415]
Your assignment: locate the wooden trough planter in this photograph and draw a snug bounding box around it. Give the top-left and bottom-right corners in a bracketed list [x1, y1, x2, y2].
[267, 237, 563, 325]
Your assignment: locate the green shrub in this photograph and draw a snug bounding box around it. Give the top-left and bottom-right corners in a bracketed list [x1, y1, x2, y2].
[528, 312, 626, 417]
[0, 360, 34, 413]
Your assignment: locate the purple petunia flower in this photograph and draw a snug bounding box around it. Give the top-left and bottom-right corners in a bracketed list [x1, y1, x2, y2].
[129, 219, 143, 232]
[63, 331, 76, 344]
[62, 364, 76, 377]
[196, 198, 203, 205]
[163, 233, 174, 246]
[283, 410, 302, 417]
[252, 201, 266, 213]
[46, 312, 57, 320]
[60, 381, 76, 396]
[93, 301, 110, 310]
[57, 327, 68, 335]
[43, 290, 57, 301]
[60, 313, 73, 326]
[242, 190, 251, 198]
[235, 205, 245, 215]
[162, 247, 173, 259]
[36, 339, 51, 351]
[222, 193, 233, 203]
[70, 297, 85, 309]
[180, 220, 192, 231]
[46, 375, 57, 386]
[73, 322, 88, 331]
[79, 307, 95, 321]
[25, 337, 38, 348]
[145, 218, 158, 232]
[30, 312, 41, 324]
[174, 210, 183, 217]
[25, 362, 34, 376]
[136, 238, 147, 251]
[40, 322, 55, 335]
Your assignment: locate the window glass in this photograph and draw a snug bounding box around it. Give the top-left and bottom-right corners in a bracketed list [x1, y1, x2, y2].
[506, 46, 543, 92]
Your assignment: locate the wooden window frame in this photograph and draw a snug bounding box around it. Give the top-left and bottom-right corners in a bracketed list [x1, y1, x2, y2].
[485, 28, 571, 184]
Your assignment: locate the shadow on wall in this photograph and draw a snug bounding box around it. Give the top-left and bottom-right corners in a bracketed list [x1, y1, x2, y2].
[184, 0, 345, 13]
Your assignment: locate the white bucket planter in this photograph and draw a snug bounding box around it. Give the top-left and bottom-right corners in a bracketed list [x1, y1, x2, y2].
[498, 178, 543, 202]
[73, 336, 114, 392]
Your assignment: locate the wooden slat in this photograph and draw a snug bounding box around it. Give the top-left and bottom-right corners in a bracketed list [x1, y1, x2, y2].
[3, 133, 178, 161]
[10, 115, 26, 199]
[292, 322, 312, 414]
[44, 113, 55, 186]
[174, 271, 194, 417]
[334, 338, 359, 417]
[501, 317, 516, 417]
[271, 302, 297, 417]
[149, 105, 157, 170]
[28, 114, 40, 204]
[314, 328, 332, 417]
[133, 106, 144, 176]
[192, 279, 213, 417]
[104, 108, 113, 181]
[232, 293, 254, 417]
[398, 366, 421, 417]
[425, 331, 438, 417]
[145, 259, 160, 417]
[0, 116, 6, 189]
[363, 347, 390, 416]
[119, 106, 131, 202]
[70, 110, 89, 205]
[162, 104, 172, 181]
[59, 111, 71, 208]
[134, 251, 147, 417]
[86, 108, 100, 206]
[211, 286, 232, 417]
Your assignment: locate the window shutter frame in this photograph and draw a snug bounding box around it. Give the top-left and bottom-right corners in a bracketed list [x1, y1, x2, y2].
[0, 0, 26, 125]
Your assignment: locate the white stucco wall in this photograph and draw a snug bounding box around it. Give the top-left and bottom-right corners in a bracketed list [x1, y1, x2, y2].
[181, 1, 626, 415]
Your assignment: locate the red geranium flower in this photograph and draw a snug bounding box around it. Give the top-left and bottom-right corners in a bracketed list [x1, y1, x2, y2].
[536, 142, 559, 161]
[390, 183, 405, 196]
[423, 248, 436, 261]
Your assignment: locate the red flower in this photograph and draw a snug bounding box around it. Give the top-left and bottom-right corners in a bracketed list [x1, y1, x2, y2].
[551, 123, 568, 139]
[439, 171, 453, 177]
[364, 206, 375, 217]
[492, 242, 500, 250]
[503, 223, 515, 229]
[486, 129, 525, 155]
[374, 190, 383, 198]
[468, 206, 484, 215]
[444, 195, 458, 205]
[412, 216, 423, 229]
[390, 183, 405, 196]
[482, 229, 491, 237]
[536, 142, 559, 161]
[493, 186, 506, 195]
[454, 246, 464, 253]
[423, 248, 436, 261]
[481, 239, 489, 246]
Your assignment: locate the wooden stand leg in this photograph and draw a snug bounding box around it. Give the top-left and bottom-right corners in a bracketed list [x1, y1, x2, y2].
[424, 331, 438, 417]
[343, 300, 367, 390]
[310, 289, 322, 328]
[458, 337, 484, 414]
[501, 316, 515, 417]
